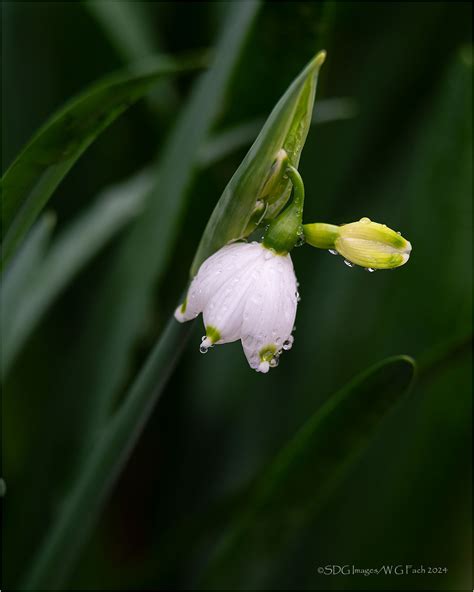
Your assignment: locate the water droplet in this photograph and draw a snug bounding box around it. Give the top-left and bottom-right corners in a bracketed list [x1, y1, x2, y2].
[269, 357, 279, 368]
[344, 259, 355, 268]
[359, 217, 371, 224]
[283, 336, 294, 350]
[397, 231, 401, 235]
[201, 335, 206, 342]
[365, 267, 376, 273]
[295, 291, 301, 302]
[199, 345, 208, 354]
[295, 235, 305, 247]
[328, 249, 338, 256]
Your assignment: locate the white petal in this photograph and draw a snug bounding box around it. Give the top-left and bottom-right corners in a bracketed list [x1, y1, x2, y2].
[240, 250, 298, 370]
[174, 242, 262, 323]
[202, 244, 266, 343]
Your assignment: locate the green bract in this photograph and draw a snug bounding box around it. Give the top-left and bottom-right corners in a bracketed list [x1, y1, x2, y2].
[191, 50, 326, 276]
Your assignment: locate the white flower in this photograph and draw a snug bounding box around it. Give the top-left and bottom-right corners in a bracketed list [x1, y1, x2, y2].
[175, 242, 298, 373]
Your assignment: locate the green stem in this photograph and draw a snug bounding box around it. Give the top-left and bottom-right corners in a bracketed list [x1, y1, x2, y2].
[303, 222, 340, 249]
[262, 165, 305, 254]
[22, 317, 193, 591]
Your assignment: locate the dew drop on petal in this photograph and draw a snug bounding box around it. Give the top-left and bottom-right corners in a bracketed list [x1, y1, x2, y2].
[199, 345, 208, 354]
[344, 259, 355, 268]
[328, 249, 338, 255]
[359, 217, 371, 224]
[269, 357, 279, 368]
[397, 231, 401, 235]
[365, 267, 376, 273]
[283, 336, 294, 351]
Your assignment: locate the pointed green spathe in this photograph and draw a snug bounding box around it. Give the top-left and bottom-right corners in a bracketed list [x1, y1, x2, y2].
[191, 50, 326, 276]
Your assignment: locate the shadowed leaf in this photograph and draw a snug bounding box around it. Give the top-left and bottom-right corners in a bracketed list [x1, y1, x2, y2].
[1, 55, 201, 269]
[202, 355, 416, 588]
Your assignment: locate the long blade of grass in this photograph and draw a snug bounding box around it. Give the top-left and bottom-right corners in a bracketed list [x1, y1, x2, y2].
[22, 318, 193, 591]
[77, 1, 260, 444]
[22, 3, 261, 588]
[201, 355, 416, 587]
[85, 1, 178, 114]
[0, 55, 200, 270]
[1, 169, 152, 378]
[85, 1, 159, 62]
[0, 214, 55, 326]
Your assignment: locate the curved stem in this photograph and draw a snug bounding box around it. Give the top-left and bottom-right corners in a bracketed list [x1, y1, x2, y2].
[285, 165, 305, 212]
[262, 165, 305, 254]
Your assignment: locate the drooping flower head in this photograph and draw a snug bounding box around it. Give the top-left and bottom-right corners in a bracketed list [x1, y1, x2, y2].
[175, 241, 297, 373]
[174, 52, 413, 374]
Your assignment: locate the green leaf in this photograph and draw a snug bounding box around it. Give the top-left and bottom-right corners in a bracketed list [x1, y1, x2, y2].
[85, 1, 179, 115]
[1, 169, 151, 379]
[85, 1, 159, 62]
[198, 97, 356, 167]
[0, 55, 201, 270]
[0, 214, 55, 329]
[202, 355, 416, 588]
[21, 318, 193, 591]
[75, 0, 261, 444]
[191, 50, 326, 276]
[22, 3, 261, 588]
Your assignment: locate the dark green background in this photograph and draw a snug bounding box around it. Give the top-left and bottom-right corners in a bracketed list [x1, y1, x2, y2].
[2, 1, 472, 590]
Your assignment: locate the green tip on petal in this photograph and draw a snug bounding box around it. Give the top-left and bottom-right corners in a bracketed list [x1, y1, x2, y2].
[259, 344, 278, 362]
[205, 325, 221, 344]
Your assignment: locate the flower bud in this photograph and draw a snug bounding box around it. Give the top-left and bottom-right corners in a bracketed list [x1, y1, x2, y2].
[304, 217, 412, 270]
[335, 217, 412, 269]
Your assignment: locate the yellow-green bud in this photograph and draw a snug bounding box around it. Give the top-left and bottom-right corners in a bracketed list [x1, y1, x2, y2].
[336, 217, 411, 269]
[304, 217, 412, 270]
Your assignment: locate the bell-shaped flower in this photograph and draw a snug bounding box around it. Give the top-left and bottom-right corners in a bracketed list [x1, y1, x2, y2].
[175, 242, 298, 373]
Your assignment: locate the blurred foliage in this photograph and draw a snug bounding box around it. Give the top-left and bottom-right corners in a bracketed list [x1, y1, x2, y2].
[2, 1, 472, 591]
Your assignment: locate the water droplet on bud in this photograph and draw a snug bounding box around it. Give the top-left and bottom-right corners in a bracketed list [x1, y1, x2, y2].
[328, 249, 338, 256]
[344, 259, 355, 268]
[269, 357, 279, 368]
[365, 267, 376, 273]
[359, 217, 371, 224]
